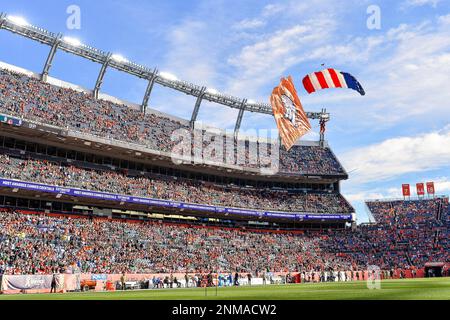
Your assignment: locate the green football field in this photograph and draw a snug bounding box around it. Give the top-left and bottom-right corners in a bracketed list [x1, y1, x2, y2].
[0, 278, 449, 300]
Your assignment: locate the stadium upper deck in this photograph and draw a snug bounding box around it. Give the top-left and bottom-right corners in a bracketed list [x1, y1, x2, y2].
[0, 62, 354, 226]
[0, 65, 347, 181]
[0, 46, 356, 229]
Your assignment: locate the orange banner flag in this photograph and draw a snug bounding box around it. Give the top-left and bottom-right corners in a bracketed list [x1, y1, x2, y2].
[270, 76, 311, 151]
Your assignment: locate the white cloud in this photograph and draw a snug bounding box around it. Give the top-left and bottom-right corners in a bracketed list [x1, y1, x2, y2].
[345, 191, 387, 202]
[228, 24, 311, 70]
[261, 3, 285, 17]
[366, 25, 450, 121]
[164, 20, 217, 84]
[402, 0, 441, 8]
[341, 126, 450, 184]
[233, 18, 266, 30]
[438, 13, 450, 25]
[227, 16, 336, 97]
[151, 17, 227, 122]
[434, 177, 450, 193]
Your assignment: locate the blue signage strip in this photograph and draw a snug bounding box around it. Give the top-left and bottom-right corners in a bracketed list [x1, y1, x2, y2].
[0, 178, 352, 221]
[0, 114, 22, 127]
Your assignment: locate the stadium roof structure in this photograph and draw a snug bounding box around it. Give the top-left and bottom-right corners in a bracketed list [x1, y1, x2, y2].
[0, 12, 330, 135]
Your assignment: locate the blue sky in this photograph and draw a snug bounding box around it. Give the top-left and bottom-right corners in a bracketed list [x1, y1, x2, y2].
[0, 0, 449, 223]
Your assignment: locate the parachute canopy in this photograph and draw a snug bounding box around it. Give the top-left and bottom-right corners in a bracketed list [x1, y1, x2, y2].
[302, 68, 365, 96]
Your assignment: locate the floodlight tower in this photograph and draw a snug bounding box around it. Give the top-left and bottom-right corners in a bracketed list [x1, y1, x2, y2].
[41, 33, 62, 82]
[93, 53, 112, 99]
[234, 99, 247, 136]
[141, 68, 158, 113]
[0, 13, 7, 28]
[190, 86, 207, 128]
[0, 12, 332, 143]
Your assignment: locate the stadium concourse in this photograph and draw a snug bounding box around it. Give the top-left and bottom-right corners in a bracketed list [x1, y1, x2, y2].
[0, 63, 448, 295]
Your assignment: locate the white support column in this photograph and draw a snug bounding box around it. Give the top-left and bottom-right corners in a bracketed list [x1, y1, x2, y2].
[41, 33, 62, 82]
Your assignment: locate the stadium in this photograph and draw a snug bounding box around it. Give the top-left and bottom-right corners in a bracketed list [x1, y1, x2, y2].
[0, 9, 449, 302]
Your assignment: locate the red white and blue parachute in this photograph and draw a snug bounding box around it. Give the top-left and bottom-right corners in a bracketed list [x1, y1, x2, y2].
[302, 68, 365, 96]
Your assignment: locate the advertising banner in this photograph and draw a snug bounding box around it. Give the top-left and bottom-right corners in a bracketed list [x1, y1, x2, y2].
[0, 178, 352, 221]
[0, 274, 63, 291]
[0, 114, 22, 127]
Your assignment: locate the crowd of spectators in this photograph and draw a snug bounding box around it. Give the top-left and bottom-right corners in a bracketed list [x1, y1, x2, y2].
[0, 68, 345, 175]
[0, 153, 353, 214]
[365, 199, 449, 267]
[0, 68, 447, 278]
[0, 208, 352, 275]
[0, 198, 447, 276]
[321, 199, 449, 270]
[279, 147, 343, 176]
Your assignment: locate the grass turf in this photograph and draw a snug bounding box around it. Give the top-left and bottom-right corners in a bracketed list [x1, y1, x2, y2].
[0, 278, 449, 300]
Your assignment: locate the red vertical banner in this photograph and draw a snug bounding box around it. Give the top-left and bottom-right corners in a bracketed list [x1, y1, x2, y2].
[416, 183, 425, 196]
[402, 184, 411, 197]
[426, 182, 435, 195]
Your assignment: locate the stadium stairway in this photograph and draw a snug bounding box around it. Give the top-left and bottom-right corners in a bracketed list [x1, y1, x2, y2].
[436, 200, 444, 221]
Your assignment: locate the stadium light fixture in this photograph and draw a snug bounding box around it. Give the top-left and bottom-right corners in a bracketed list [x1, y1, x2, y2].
[206, 88, 219, 95]
[0, 16, 328, 120]
[111, 54, 129, 63]
[63, 36, 82, 47]
[7, 15, 29, 27]
[159, 72, 178, 81]
[247, 99, 256, 105]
